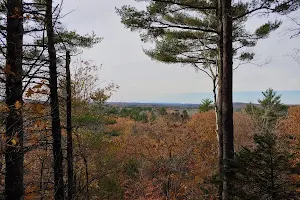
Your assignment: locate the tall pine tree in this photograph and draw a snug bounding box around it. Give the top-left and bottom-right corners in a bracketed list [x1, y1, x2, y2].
[46, 0, 64, 199]
[5, 0, 24, 199]
[116, 0, 299, 198]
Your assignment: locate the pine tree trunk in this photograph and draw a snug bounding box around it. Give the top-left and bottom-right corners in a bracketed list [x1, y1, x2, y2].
[46, 1, 65, 199]
[217, 78, 224, 200]
[66, 51, 74, 200]
[5, 0, 24, 199]
[217, 0, 223, 199]
[217, 50, 224, 200]
[221, 0, 234, 199]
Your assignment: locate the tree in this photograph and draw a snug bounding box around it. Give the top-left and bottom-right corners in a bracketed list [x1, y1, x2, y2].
[236, 89, 293, 199]
[21, 2, 103, 198]
[199, 98, 214, 113]
[116, 1, 299, 198]
[5, 0, 24, 199]
[182, 109, 188, 120]
[158, 107, 167, 116]
[288, 17, 300, 64]
[0, 0, 102, 199]
[278, 106, 300, 136]
[18, 0, 101, 101]
[46, 0, 64, 199]
[244, 103, 261, 117]
[70, 59, 118, 105]
[90, 83, 119, 105]
[258, 88, 288, 126]
[221, 1, 234, 199]
[115, 0, 284, 123]
[116, 1, 277, 119]
[230, 132, 299, 199]
[65, 51, 74, 200]
[244, 88, 288, 129]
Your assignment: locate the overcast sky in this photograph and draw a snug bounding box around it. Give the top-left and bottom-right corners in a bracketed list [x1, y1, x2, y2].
[60, 0, 300, 104]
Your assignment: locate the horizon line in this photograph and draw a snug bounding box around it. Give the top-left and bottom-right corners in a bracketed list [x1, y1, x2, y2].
[165, 89, 300, 96]
[107, 101, 299, 106]
[109, 90, 300, 105]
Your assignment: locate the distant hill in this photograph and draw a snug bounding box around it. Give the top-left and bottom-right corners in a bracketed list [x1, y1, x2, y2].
[107, 102, 200, 108]
[106, 102, 251, 110]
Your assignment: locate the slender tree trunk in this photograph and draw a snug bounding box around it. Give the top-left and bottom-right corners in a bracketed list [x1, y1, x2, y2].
[5, 0, 24, 199]
[84, 156, 89, 200]
[73, 172, 77, 198]
[217, 65, 223, 200]
[46, 1, 64, 199]
[66, 51, 74, 200]
[221, 0, 234, 199]
[75, 133, 89, 199]
[270, 149, 275, 199]
[217, 0, 223, 199]
[40, 157, 45, 200]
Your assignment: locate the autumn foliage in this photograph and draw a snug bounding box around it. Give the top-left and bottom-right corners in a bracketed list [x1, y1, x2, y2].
[71, 110, 256, 199]
[0, 100, 299, 199]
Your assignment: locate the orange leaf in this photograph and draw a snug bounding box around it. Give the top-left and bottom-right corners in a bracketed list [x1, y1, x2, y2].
[0, 104, 9, 112]
[62, 129, 67, 136]
[35, 120, 42, 128]
[14, 101, 22, 109]
[26, 88, 34, 97]
[33, 82, 43, 89]
[33, 104, 45, 115]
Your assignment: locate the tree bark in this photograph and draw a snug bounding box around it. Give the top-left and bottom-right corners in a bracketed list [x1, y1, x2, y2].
[66, 51, 74, 200]
[217, 0, 223, 199]
[221, 0, 234, 199]
[5, 0, 24, 199]
[46, 1, 65, 199]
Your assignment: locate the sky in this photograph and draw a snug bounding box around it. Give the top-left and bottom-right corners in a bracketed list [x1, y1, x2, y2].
[60, 0, 300, 104]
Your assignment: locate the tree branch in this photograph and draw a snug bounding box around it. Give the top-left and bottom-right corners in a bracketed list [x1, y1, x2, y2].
[151, 0, 216, 10]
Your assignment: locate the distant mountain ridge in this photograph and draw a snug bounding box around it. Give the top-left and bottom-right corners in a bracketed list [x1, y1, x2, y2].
[106, 102, 251, 109]
[158, 90, 300, 105]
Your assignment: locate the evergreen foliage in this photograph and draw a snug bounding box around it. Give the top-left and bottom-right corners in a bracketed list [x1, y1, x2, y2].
[244, 88, 288, 128]
[232, 88, 296, 199]
[116, 0, 295, 71]
[230, 132, 299, 200]
[199, 98, 214, 113]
